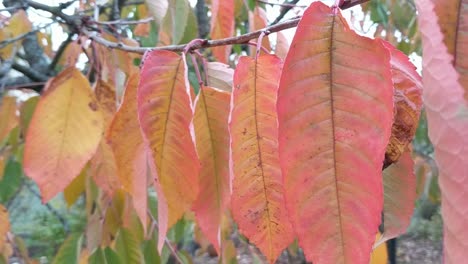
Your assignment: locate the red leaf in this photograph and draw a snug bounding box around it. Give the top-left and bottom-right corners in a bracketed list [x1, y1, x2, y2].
[380, 40, 423, 166]
[277, 3, 394, 263]
[108, 73, 149, 231]
[416, 1, 468, 263]
[375, 151, 417, 247]
[210, 0, 234, 63]
[230, 55, 293, 263]
[192, 85, 231, 253]
[137, 50, 200, 250]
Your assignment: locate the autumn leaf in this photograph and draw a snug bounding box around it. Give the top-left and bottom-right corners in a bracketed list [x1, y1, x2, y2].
[230, 55, 293, 263]
[210, 0, 234, 63]
[381, 40, 422, 167]
[376, 151, 417, 247]
[431, 0, 468, 96]
[145, 0, 168, 23]
[277, 3, 394, 263]
[416, 1, 468, 263]
[0, 10, 31, 59]
[107, 73, 149, 230]
[249, 7, 271, 55]
[137, 50, 200, 250]
[23, 67, 104, 202]
[158, 0, 191, 45]
[206, 62, 234, 92]
[0, 96, 18, 144]
[192, 85, 231, 252]
[274, 32, 289, 60]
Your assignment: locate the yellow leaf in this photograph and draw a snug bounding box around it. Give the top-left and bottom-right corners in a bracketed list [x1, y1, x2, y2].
[0, 10, 32, 59]
[0, 96, 18, 144]
[370, 233, 388, 264]
[23, 67, 104, 202]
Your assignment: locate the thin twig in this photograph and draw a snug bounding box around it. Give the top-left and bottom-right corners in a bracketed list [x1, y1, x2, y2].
[93, 16, 154, 25]
[339, 0, 371, 9]
[271, 0, 300, 25]
[12, 62, 49, 81]
[84, 17, 301, 54]
[147, 209, 184, 264]
[257, 0, 306, 8]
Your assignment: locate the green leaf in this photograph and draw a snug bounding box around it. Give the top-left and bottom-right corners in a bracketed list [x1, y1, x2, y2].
[52, 233, 83, 264]
[0, 159, 23, 203]
[19, 96, 39, 135]
[142, 235, 161, 264]
[115, 228, 143, 264]
[179, 7, 198, 44]
[89, 247, 124, 264]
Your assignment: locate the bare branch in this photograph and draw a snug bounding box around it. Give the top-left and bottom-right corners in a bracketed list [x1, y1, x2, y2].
[12, 61, 49, 82]
[49, 33, 74, 71]
[257, 0, 306, 8]
[84, 17, 301, 54]
[93, 16, 154, 25]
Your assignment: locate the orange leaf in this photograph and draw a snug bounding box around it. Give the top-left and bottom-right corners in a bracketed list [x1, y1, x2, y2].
[432, 0, 468, 96]
[23, 67, 104, 202]
[277, 3, 394, 263]
[0, 96, 18, 143]
[94, 79, 117, 125]
[192, 85, 231, 253]
[89, 140, 121, 196]
[249, 7, 271, 55]
[274, 32, 289, 60]
[381, 40, 422, 166]
[108, 73, 149, 231]
[210, 0, 234, 63]
[0, 10, 31, 59]
[137, 50, 200, 250]
[375, 151, 416, 247]
[230, 55, 293, 263]
[417, 1, 468, 263]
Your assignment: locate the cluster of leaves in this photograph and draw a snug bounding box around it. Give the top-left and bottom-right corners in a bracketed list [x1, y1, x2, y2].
[0, 0, 466, 263]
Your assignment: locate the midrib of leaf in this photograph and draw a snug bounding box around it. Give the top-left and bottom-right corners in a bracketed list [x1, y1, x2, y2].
[328, 13, 346, 260]
[157, 58, 184, 184]
[199, 88, 223, 217]
[252, 58, 273, 256]
[54, 81, 75, 182]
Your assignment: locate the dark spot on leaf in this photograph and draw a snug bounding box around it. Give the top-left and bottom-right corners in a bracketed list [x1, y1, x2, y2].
[88, 101, 98, 111]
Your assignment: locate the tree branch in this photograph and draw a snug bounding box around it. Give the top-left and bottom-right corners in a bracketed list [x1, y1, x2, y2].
[49, 33, 74, 71]
[84, 17, 301, 54]
[271, 0, 300, 25]
[12, 62, 49, 82]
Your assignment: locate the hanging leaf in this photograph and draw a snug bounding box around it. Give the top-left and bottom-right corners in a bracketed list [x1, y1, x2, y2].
[274, 32, 289, 60]
[108, 73, 149, 230]
[416, 1, 468, 263]
[145, 0, 168, 24]
[52, 233, 83, 264]
[114, 228, 143, 264]
[381, 40, 422, 167]
[210, 0, 234, 63]
[206, 62, 234, 92]
[0, 96, 18, 144]
[19, 96, 39, 136]
[64, 168, 87, 207]
[137, 50, 200, 250]
[192, 85, 231, 252]
[248, 7, 271, 55]
[230, 55, 293, 263]
[23, 67, 103, 202]
[0, 159, 22, 203]
[0, 10, 32, 59]
[431, 0, 468, 96]
[375, 151, 417, 247]
[277, 3, 394, 263]
[158, 0, 190, 45]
